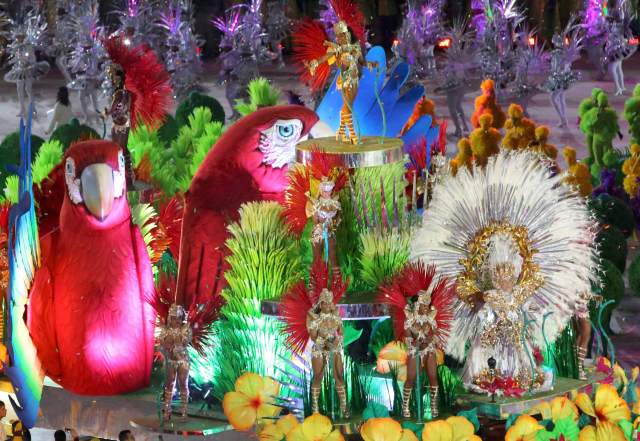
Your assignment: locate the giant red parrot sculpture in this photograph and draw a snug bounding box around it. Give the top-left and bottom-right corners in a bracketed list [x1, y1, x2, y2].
[175, 105, 319, 304]
[27, 140, 155, 395]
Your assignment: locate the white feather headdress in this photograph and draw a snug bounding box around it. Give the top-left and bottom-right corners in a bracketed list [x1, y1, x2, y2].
[411, 151, 600, 360]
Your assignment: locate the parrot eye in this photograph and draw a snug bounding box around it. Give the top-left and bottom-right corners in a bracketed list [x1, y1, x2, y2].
[277, 124, 295, 139]
[65, 158, 75, 176]
[275, 121, 302, 141]
[118, 151, 125, 171]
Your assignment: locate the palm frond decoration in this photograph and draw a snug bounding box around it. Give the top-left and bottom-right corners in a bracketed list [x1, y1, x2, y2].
[224, 201, 302, 315]
[32, 140, 63, 185]
[359, 229, 411, 291]
[4, 175, 18, 204]
[130, 203, 158, 259]
[234, 77, 282, 117]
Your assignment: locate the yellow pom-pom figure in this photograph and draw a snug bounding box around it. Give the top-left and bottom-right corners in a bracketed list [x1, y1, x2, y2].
[471, 79, 506, 129]
[502, 104, 536, 150]
[530, 126, 558, 159]
[622, 144, 640, 197]
[562, 147, 592, 197]
[450, 138, 473, 176]
[470, 114, 501, 167]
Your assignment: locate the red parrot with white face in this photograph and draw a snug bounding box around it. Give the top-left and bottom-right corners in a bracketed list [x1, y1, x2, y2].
[27, 140, 155, 395]
[175, 105, 319, 304]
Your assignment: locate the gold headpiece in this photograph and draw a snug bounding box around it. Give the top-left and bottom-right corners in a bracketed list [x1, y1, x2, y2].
[416, 289, 432, 306]
[333, 20, 349, 36]
[319, 176, 335, 192]
[319, 288, 333, 304]
[168, 303, 187, 321]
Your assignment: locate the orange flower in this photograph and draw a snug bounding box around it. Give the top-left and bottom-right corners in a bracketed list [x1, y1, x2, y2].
[574, 384, 630, 426]
[286, 414, 343, 441]
[360, 418, 418, 441]
[505, 415, 543, 441]
[578, 421, 627, 441]
[223, 372, 281, 431]
[259, 415, 300, 441]
[376, 341, 408, 381]
[421, 416, 482, 441]
[531, 396, 579, 422]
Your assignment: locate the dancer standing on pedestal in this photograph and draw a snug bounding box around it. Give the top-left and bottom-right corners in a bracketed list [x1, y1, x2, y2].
[280, 260, 350, 418]
[379, 262, 455, 418]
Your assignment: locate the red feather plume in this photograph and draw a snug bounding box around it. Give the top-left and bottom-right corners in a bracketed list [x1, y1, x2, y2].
[105, 37, 173, 129]
[280, 259, 349, 354]
[292, 19, 331, 91]
[377, 262, 456, 349]
[309, 147, 348, 193]
[157, 196, 183, 259]
[330, 0, 366, 43]
[282, 166, 311, 236]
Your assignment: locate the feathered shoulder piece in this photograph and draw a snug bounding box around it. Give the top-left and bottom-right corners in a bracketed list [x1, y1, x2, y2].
[378, 261, 456, 349]
[279, 259, 348, 354]
[283, 148, 348, 235]
[104, 36, 173, 129]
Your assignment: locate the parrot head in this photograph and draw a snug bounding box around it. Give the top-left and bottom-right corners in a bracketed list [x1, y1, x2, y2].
[62, 140, 130, 229]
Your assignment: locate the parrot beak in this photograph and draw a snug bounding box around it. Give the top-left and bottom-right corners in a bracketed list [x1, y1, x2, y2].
[81, 163, 115, 221]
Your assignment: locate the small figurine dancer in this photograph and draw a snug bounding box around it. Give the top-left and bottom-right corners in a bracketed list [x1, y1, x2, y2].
[309, 177, 342, 270]
[378, 262, 456, 419]
[293, 0, 374, 143]
[4, 15, 50, 119]
[545, 19, 582, 128]
[159, 304, 192, 420]
[106, 63, 135, 186]
[280, 260, 349, 418]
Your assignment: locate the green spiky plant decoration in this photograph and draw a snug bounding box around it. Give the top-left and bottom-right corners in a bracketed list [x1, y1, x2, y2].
[234, 77, 281, 117]
[190, 202, 302, 399]
[3, 139, 64, 204]
[128, 106, 223, 196]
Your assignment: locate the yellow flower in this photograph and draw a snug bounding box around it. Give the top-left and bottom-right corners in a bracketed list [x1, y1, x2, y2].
[376, 341, 408, 381]
[574, 384, 631, 426]
[613, 364, 628, 394]
[578, 421, 627, 441]
[505, 415, 544, 441]
[259, 415, 300, 441]
[421, 416, 481, 441]
[634, 416, 640, 430]
[360, 418, 418, 441]
[223, 372, 281, 431]
[531, 397, 579, 422]
[631, 367, 639, 383]
[286, 414, 344, 441]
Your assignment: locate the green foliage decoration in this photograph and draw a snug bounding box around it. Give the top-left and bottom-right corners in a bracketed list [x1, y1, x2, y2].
[589, 194, 635, 237]
[49, 118, 99, 150]
[359, 228, 411, 292]
[595, 225, 627, 273]
[234, 77, 281, 117]
[0, 131, 44, 188]
[175, 92, 225, 127]
[624, 84, 640, 145]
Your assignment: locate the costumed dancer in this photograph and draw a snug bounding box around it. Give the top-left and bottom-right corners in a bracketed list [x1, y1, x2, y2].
[435, 20, 475, 138]
[152, 273, 223, 420]
[283, 149, 348, 271]
[581, 0, 608, 80]
[47, 4, 74, 83]
[574, 290, 602, 380]
[67, 4, 105, 123]
[545, 18, 583, 128]
[265, 0, 289, 68]
[212, 8, 258, 120]
[411, 151, 599, 396]
[103, 36, 173, 187]
[280, 260, 350, 418]
[157, 3, 203, 99]
[378, 262, 455, 418]
[293, 0, 376, 144]
[5, 10, 50, 118]
[604, 3, 637, 96]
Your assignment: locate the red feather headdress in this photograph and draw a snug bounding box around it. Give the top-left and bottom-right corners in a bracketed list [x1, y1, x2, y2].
[105, 37, 173, 129]
[279, 259, 348, 354]
[149, 269, 224, 357]
[292, 0, 366, 91]
[377, 261, 456, 350]
[282, 148, 348, 236]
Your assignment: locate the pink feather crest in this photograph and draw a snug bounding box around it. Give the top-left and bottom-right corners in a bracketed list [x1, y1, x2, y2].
[378, 262, 456, 349]
[280, 259, 349, 354]
[105, 36, 173, 129]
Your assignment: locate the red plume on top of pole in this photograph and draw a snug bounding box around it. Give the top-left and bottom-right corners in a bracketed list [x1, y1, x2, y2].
[104, 36, 173, 129]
